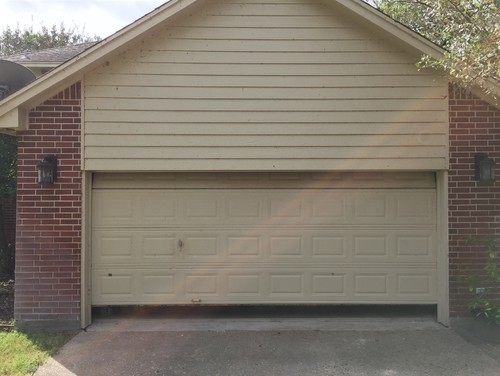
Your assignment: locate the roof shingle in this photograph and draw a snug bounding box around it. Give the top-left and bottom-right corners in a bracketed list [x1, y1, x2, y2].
[4, 42, 97, 64]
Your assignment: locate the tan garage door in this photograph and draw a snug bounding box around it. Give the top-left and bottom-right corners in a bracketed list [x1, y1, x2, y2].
[91, 172, 437, 305]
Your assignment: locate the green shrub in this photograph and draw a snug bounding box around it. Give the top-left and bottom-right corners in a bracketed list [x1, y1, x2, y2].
[465, 238, 500, 325]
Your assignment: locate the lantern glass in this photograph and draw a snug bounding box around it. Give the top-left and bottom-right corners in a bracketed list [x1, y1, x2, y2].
[475, 153, 495, 184]
[479, 159, 495, 183]
[36, 155, 57, 185]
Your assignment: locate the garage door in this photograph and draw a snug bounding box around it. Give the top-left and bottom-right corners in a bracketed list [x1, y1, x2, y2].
[91, 172, 437, 305]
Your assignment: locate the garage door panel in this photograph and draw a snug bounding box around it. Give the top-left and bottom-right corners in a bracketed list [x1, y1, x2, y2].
[93, 192, 137, 226]
[97, 233, 134, 260]
[92, 173, 438, 305]
[397, 274, 433, 296]
[92, 266, 436, 305]
[227, 196, 263, 218]
[354, 274, 389, 295]
[227, 236, 262, 257]
[395, 192, 436, 224]
[93, 270, 135, 303]
[270, 273, 304, 296]
[141, 193, 177, 222]
[142, 234, 177, 259]
[353, 195, 388, 219]
[310, 196, 345, 219]
[311, 236, 346, 257]
[183, 235, 220, 258]
[311, 273, 346, 296]
[142, 273, 177, 297]
[350, 230, 436, 263]
[92, 230, 179, 264]
[227, 274, 262, 296]
[93, 228, 436, 265]
[396, 234, 435, 258]
[185, 196, 221, 219]
[185, 274, 219, 296]
[269, 195, 304, 219]
[351, 192, 436, 225]
[93, 189, 436, 227]
[93, 269, 181, 304]
[269, 236, 304, 257]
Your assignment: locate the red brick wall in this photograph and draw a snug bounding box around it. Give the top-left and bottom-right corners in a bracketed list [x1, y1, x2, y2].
[1, 198, 16, 245]
[448, 85, 500, 317]
[15, 82, 81, 326]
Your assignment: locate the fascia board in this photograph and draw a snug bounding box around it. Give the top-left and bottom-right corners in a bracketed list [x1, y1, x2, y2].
[18, 62, 61, 68]
[333, 0, 445, 60]
[0, 108, 27, 131]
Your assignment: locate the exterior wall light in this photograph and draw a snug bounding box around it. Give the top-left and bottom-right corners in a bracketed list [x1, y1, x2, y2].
[474, 153, 495, 185]
[36, 155, 57, 185]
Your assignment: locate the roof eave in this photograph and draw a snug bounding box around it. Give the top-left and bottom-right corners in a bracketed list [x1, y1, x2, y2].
[14, 62, 61, 68]
[470, 79, 500, 109]
[333, 0, 445, 60]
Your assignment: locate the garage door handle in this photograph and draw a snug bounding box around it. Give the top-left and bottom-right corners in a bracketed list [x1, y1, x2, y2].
[178, 239, 183, 251]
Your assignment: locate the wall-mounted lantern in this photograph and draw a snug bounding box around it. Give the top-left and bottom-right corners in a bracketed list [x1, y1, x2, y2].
[36, 155, 57, 185]
[474, 153, 495, 185]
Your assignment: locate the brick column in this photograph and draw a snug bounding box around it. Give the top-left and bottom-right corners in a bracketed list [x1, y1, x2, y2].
[448, 85, 500, 317]
[15, 83, 82, 329]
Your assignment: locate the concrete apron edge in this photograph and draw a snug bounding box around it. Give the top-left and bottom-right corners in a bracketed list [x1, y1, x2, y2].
[87, 317, 444, 332]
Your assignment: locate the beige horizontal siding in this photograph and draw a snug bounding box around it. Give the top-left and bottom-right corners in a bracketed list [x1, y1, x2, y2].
[85, 98, 445, 111]
[86, 74, 441, 88]
[85, 134, 447, 147]
[85, 146, 444, 159]
[163, 26, 371, 40]
[88, 63, 436, 77]
[132, 51, 426, 64]
[86, 86, 445, 100]
[85, 110, 446, 123]
[85, 123, 446, 135]
[83, 0, 448, 172]
[85, 159, 446, 171]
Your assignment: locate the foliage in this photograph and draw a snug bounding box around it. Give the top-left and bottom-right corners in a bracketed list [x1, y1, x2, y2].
[465, 238, 500, 325]
[0, 134, 16, 274]
[0, 135, 16, 275]
[0, 278, 14, 325]
[0, 23, 100, 57]
[0, 242, 14, 277]
[0, 329, 76, 376]
[371, 0, 500, 99]
[0, 135, 16, 198]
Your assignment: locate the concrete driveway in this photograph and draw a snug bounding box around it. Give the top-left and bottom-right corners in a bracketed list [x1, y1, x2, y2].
[34, 309, 500, 376]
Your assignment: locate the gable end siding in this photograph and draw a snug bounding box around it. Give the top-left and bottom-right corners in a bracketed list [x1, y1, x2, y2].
[83, 0, 448, 171]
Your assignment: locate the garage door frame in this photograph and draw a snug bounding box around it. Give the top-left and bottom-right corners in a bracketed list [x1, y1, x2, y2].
[436, 170, 449, 325]
[80, 171, 449, 328]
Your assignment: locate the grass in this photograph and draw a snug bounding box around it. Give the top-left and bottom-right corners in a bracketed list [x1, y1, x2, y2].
[0, 329, 76, 376]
